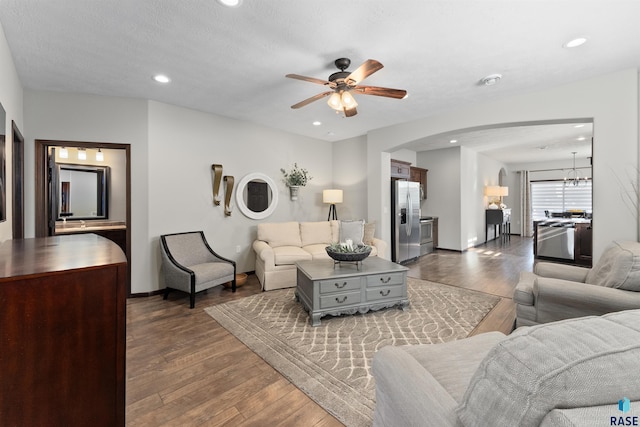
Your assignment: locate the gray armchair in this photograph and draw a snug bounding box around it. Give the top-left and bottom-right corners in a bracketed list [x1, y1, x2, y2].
[160, 231, 236, 308]
[514, 240, 640, 327]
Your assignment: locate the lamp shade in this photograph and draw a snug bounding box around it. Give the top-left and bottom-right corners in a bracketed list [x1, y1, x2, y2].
[323, 189, 343, 204]
[484, 186, 501, 197]
[498, 186, 509, 197]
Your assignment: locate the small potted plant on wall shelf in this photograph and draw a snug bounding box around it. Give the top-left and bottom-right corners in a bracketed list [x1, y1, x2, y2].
[281, 163, 312, 200]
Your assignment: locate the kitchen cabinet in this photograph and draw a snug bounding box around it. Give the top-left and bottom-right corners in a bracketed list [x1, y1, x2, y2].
[390, 159, 411, 180]
[410, 166, 428, 199]
[0, 234, 127, 426]
[575, 222, 593, 266]
[533, 219, 592, 267]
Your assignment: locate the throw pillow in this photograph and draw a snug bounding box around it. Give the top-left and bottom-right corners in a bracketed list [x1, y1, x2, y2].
[300, 221, 333, 247]
[339, 219, 365, 246]
[585, 241, 640, 291]
[456, 310, 640, 427]
[363, 222, 376, 246]
[256, 222, 302, 248]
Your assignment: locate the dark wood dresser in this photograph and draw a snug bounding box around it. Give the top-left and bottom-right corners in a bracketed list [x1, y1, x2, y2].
[0, 234, 127, 426]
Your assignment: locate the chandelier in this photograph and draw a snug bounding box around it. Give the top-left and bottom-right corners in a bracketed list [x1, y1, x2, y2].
[564, 152, 589, 186]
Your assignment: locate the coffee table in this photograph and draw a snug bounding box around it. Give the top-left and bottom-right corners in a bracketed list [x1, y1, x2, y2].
[295, 257, 409, 326]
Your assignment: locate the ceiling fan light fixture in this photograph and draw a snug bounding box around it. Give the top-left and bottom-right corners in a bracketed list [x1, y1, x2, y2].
[327, 92, 343, 110]
[341, 91, 357, 108]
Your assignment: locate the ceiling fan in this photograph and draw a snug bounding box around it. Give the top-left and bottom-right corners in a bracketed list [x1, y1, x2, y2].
[286, 58, 407, 117]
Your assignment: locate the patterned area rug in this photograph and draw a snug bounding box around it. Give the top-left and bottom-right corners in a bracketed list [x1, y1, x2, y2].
[205, 277, 500, 427]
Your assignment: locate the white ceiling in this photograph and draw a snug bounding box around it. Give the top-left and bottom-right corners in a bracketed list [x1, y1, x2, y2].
[1, 0, 635, 163]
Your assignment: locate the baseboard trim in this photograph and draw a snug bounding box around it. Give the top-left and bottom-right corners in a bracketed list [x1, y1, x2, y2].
[129, 271, 257, 298]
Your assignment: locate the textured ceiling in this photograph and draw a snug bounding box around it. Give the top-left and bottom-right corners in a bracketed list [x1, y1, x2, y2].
[1, 0, 637, 163]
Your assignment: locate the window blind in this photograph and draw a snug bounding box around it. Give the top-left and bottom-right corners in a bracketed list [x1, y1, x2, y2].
[530, 180, 592, 219]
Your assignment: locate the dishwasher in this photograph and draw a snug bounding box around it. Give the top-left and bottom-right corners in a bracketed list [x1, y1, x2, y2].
[537, 222, 576, 260]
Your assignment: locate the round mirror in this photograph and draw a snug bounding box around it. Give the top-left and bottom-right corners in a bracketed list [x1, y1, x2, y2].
[236, 173, 279, 220]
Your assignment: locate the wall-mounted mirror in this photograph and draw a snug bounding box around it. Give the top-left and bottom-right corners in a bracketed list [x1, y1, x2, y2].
[56, 163, 109, 220]
[236, 172, 278, 220]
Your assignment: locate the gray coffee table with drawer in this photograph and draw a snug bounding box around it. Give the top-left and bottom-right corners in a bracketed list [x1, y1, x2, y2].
[295, 257, 409, 326]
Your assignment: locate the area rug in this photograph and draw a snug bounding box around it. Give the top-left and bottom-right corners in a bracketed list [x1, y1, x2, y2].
[205, 278, 500, 427]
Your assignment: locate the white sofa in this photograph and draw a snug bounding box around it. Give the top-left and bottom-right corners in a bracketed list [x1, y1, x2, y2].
[252, 220, 387, 291]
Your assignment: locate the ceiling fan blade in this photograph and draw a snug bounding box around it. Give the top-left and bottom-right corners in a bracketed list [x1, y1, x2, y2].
[286, 74, 335, 87]
[344, 106, 358, 117]
[345, 59, 383, 85]
[353, 85, 407, 99]
[290, 91, 333, 109]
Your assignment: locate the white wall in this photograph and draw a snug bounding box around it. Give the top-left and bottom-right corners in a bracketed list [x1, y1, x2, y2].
[416, 145, 506, 250]
[24, 90, 150, 294]
[368, 69, 639, 262]
[332, 135, 368, 221]
[0, 21, 24, 242]
[417, 147, 461, 250]
[147, 101, 333, 291]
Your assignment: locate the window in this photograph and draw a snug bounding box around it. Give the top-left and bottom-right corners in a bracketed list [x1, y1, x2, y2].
[530, 180, 592, 219]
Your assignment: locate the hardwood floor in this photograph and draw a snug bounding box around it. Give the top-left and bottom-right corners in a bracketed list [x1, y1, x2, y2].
[126, 236, 535, 426]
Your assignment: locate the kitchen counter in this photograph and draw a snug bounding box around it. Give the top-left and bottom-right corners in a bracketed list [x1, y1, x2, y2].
[534, 219, 592, 266]
[55, 220, 126, 234]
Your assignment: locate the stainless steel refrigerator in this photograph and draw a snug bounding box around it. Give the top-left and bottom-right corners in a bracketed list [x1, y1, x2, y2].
[391, 180, 421, 263]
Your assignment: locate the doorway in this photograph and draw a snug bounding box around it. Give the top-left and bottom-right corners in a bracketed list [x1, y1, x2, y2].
[12, 121, 24, 238]
[35, 139, 132, 295]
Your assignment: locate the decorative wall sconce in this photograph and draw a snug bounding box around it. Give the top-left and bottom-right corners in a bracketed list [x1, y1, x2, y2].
[211, 164, 223, 205]
[223, 175, 234, 216]
[96, 149, 104, 162]
[77, 148, 87, 160]
[60, 147, 69, 159]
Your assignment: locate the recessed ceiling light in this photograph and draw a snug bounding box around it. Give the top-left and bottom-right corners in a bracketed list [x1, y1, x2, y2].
[153, 74, 171, 84]
[217, 0, 242, 7]
[564, 37, 587, 48]
[577, 136, 586, 141]
[312, 121, 322, 126]
[481, 74, 502, 86]
[574, 124, 585, 128]
[449, 139, 458, 144]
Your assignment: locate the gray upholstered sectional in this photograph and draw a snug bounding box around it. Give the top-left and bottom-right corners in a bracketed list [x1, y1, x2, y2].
[372, 309, 640, 427]
[515, 240, 640, 327]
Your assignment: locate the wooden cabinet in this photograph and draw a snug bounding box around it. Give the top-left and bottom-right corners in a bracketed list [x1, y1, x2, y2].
[0, 234, 127, 426]
[575, 222, 593, 266]
[390, 159, 411, 179]
[433, 217, 439, 248]
[410, 166, 428, 199]
[486, 209, 511, 243]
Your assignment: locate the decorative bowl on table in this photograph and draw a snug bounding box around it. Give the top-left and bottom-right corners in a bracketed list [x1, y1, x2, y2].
[325, 242, 372, 262]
